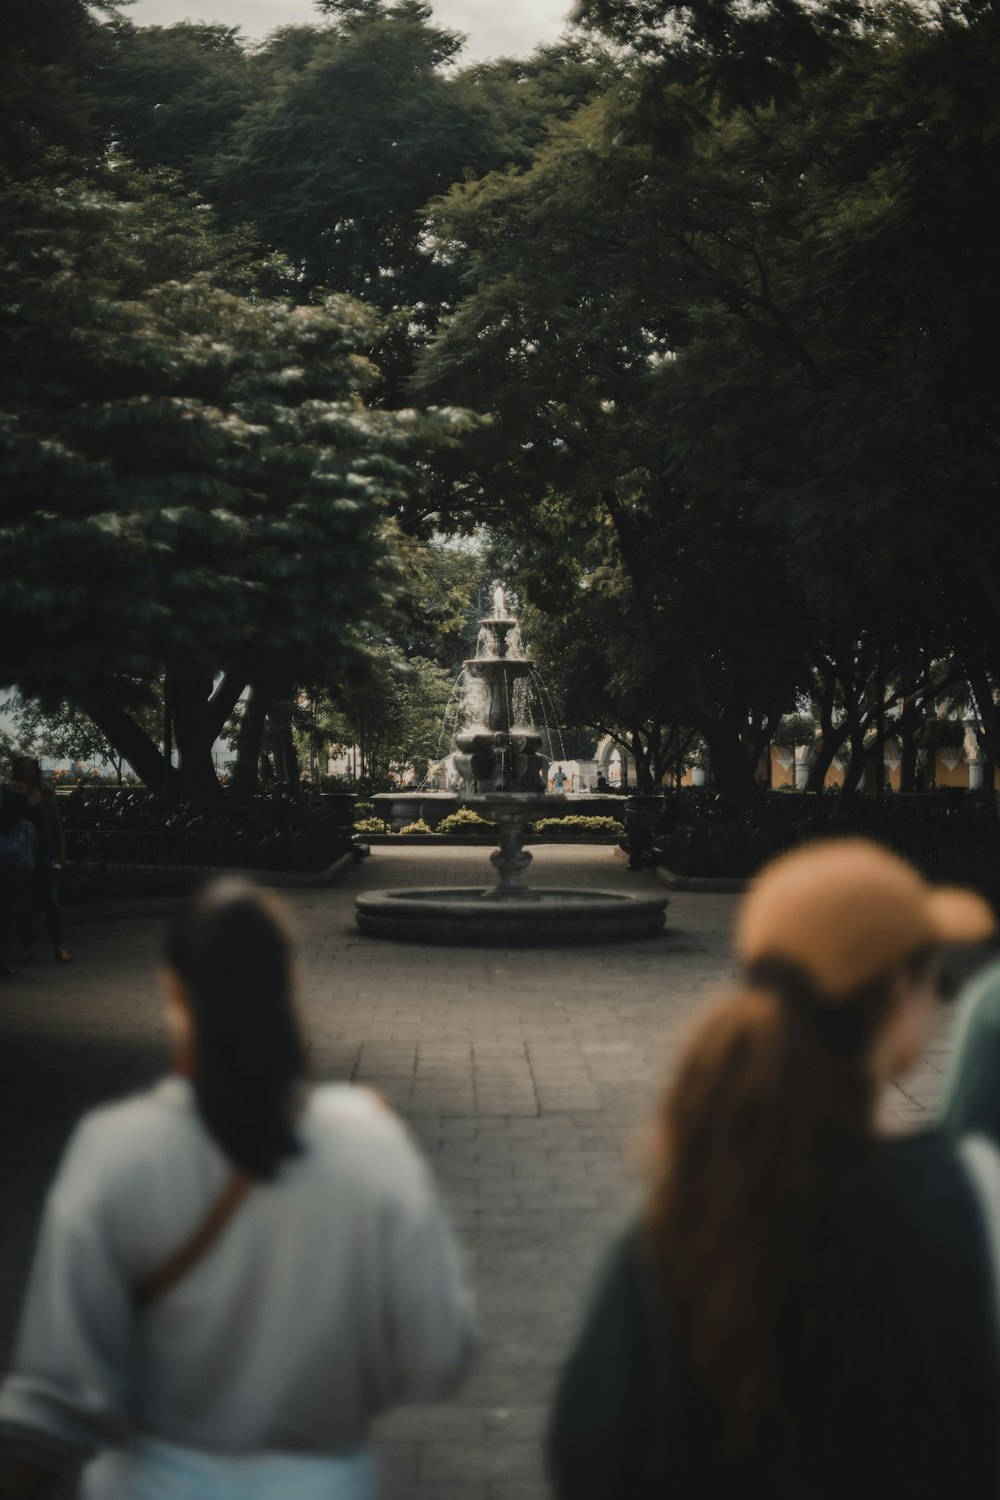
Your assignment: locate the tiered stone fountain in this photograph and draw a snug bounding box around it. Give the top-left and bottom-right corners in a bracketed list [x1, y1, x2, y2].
[355, 588, 668, 944]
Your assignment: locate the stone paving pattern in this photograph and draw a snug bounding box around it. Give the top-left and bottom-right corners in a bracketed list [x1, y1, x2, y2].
[0, 846, 970, 1498]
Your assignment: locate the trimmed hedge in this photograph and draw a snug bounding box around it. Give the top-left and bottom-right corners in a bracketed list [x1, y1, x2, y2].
[437, 809, 499, 835]
[533, 815, 623, 835]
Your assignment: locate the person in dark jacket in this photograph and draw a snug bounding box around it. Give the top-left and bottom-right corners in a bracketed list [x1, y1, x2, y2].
[550, 840, 1000, 1500]
[0, 770, 31, 975]
[11, 757, 71, 963]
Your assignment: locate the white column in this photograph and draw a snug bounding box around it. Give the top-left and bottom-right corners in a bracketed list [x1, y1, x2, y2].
[793, 745, 814, 790]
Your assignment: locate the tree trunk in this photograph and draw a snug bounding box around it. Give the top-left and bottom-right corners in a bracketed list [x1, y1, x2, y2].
[206, 671, 246, 745]
[277, 722, 300, 783]
[171, 673, 224, 810]
[629, 730, 656, 794]
[805, 683, 845, 792]
[874, 659, 887, 800]
[967, 665, 1000, 769]
[264, 711, 300, 783]
[701, 727, 764, 809]
[230, 685, 270, 804]
[805, 736, 841, 792]
[899, 717, 918, 794]
[162, 673, 174, 798]
[84, 689, 179, 795]
[837, 737, 878, 804]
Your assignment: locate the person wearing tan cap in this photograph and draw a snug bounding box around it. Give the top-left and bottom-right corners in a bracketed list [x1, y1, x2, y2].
[550, 839, 1000, 1500]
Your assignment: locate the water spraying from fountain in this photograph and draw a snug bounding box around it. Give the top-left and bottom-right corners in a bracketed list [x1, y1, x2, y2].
[450, 584, 548, 796]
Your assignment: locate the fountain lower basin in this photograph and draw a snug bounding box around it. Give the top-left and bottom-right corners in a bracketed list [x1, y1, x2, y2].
[354, 886, 668, 945]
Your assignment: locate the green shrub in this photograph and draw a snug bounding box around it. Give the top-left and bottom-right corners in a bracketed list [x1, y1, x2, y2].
[355, 801, 375, 819]
[437, 809, 499, 835]
[399, 819, 435, 835]
[353, 816, 387, 834]
[533, 815, 624, 835]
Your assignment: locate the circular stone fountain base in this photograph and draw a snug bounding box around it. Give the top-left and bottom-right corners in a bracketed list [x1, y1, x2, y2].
[354, 887, 668, 946]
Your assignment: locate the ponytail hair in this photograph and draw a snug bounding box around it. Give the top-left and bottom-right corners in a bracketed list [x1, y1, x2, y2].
[646, 950, 935, 1483]
[165, 880, 305, 1180]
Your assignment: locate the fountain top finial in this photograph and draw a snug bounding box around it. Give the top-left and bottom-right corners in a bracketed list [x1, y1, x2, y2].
[492, 584, 507, 618]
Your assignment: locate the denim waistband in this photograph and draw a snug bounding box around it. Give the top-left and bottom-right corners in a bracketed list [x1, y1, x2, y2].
[82, 1438, 379, 1500]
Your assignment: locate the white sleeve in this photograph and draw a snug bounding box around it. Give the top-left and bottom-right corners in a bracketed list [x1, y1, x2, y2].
[0, 1123, 134, 1456]
[959, 1133, 1000, 1335]
[379, 1147, 476, 1402]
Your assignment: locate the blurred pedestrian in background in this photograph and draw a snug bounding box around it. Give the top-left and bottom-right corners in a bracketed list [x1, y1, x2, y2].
[550, 840, 999, 1500]
[0, 881, 473, 1499]
[11, 756, 71, 964]
[0, 764, 35, 976]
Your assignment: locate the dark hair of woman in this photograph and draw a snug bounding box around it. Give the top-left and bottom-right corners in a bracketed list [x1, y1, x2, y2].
[645, 946, 937, 1493]
[164, 881, 306, 1181]
[11, 755, 38, 784]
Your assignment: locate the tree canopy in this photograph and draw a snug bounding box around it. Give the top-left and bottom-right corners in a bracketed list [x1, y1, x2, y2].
[414, 0, 1000, 801]
[4, 0, 1000, 806]
[0, 166, 470, 799]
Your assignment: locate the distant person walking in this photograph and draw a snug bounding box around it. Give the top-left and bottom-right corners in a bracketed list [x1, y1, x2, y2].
[551, 765, 568, 792]
[550, 840, 1000, 1500]
[0, 769, 33, 975]
[595, 771, 610, 794]
[11, 756, 71, 964]
[0, 882, 473, 1499]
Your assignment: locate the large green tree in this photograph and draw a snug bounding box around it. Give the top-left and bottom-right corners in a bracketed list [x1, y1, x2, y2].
[417, 96, 813, 803]
[0, 0, 123, 177]
[212, 4, 500, 309]
[0, 172, 468, 803]
[86, 20, 253, 197]
[208, 7, 617, 395]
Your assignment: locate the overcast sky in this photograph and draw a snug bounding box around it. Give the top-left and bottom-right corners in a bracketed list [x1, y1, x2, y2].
[124, 0, 576, 59]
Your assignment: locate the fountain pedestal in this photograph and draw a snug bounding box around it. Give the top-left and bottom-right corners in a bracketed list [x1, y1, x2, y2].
[476, 794, 550, 898]
[490, 838, 534, 898]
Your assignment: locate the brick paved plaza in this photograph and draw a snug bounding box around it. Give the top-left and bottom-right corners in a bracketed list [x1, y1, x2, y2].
[0, 845, 962, 1499]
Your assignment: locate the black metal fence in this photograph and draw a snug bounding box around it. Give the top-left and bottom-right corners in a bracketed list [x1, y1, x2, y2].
[656, 792, 1000, 901]
[65, 815, 347, 876]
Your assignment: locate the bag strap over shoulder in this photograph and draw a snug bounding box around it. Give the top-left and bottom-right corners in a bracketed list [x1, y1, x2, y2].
[134, 1172, 254, 1309]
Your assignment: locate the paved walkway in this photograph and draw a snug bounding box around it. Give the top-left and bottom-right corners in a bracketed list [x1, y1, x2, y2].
[0, 845, 965, 1498]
